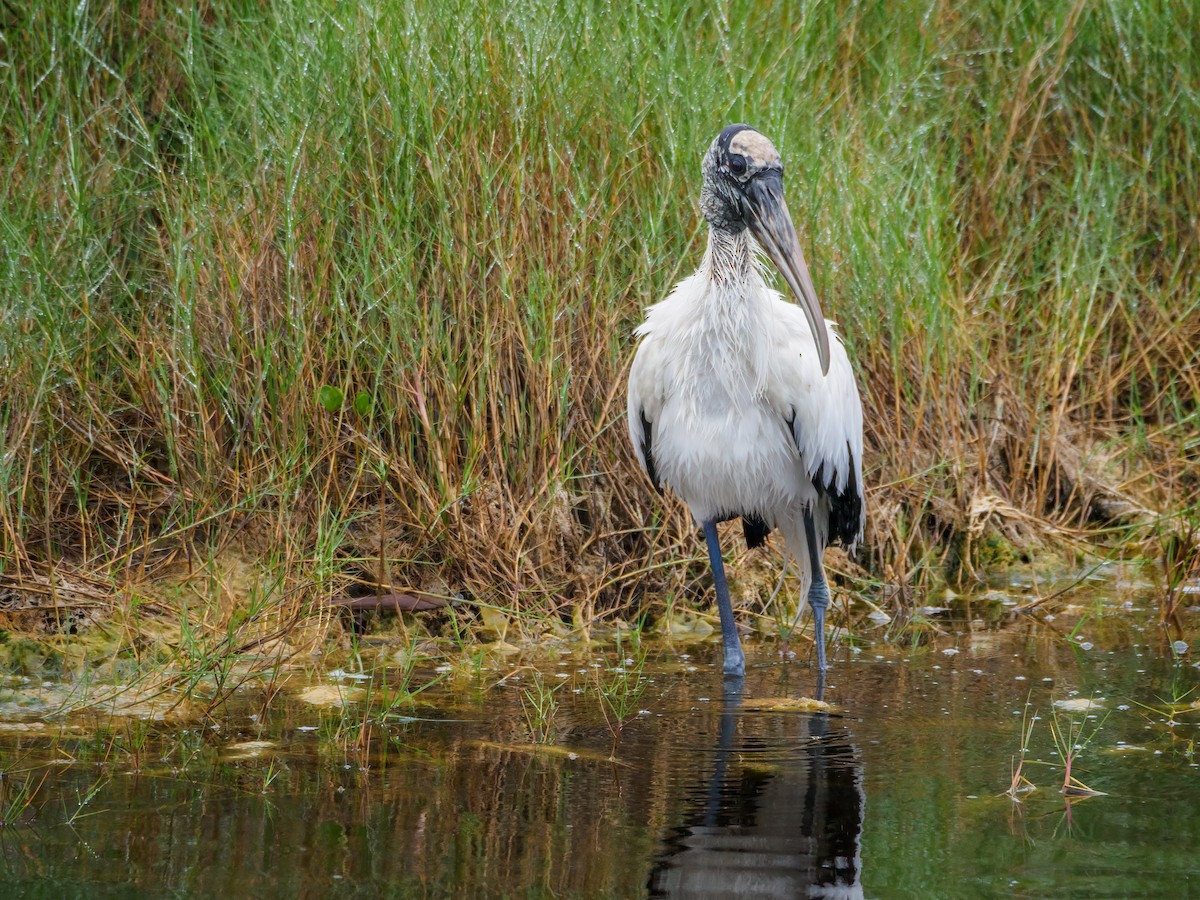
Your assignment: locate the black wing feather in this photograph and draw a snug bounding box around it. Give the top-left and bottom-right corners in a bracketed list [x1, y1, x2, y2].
[815, 441, 863, 548]
[639, 409, 663, 494]
[788, 401, 862, 550]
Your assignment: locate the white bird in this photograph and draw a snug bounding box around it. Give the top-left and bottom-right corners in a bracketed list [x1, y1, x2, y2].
[627, 124, 863, 685]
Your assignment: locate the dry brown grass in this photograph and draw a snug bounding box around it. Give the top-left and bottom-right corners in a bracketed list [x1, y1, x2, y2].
[0, 0, 1197, 680]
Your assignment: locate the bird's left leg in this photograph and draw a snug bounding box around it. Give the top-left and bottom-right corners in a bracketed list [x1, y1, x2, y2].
[702, 521, 746, 678]
[803, 508, 830, 674]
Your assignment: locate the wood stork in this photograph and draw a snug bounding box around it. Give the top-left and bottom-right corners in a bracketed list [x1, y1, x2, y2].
[627, 124, 863, 684]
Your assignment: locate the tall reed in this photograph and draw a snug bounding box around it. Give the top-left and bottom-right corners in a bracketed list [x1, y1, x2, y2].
[1, 0, 1196, 647]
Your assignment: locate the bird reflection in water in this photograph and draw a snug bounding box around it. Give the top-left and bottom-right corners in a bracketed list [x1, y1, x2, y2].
[649, 678, 864, 898]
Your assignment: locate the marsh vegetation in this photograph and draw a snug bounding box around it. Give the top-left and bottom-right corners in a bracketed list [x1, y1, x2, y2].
[0, 0, 1198, 702]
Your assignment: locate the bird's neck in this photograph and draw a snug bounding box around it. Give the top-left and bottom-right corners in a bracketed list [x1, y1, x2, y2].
[698, 225, 770, 324]
[702, 226, 755, 288]
[689, 225, 772, 396]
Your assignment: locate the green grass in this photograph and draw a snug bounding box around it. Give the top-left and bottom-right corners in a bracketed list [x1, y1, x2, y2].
[1, 0, 1198, 673]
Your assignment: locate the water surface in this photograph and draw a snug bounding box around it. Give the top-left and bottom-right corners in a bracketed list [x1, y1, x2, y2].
[2, 593, 1199, 898]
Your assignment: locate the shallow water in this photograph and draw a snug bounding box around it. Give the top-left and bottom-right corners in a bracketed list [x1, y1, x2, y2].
[3, 594, 1200, 898]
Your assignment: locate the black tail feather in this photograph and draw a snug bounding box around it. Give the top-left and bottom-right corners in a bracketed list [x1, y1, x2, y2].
[742, 514, 771, 549]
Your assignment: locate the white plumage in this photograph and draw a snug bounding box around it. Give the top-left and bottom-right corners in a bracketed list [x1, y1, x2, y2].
[627, 125, 864, 685]
[628, 238, 863, 547]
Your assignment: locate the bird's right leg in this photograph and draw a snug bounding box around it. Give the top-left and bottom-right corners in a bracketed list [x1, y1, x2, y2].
[703, 520, 746, 678]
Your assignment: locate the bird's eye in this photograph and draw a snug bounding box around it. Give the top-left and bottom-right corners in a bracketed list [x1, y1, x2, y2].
[728, 154, 748, 178]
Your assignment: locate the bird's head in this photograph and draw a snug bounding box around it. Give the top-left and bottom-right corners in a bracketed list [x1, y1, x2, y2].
[701, 124, 831, 375]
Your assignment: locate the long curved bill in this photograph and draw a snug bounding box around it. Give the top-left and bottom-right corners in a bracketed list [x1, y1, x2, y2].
[744, 173, 831, 375]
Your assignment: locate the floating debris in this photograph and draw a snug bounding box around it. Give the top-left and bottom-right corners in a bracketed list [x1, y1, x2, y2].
[1053, 698, 1105, 712]
[741, 697, 834, 713]
[479, 640, 523, 658]
[1062, 775, 1107, 798]
[296, 685, 365, 707]
[469, 740, 624, 765]
[662, 617, 715, 638]
[222, 740, 278, 759]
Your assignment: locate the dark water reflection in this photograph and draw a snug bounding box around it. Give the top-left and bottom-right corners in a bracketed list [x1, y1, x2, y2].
[649, 680, 863, 898]
[4, 601, 1200, 897]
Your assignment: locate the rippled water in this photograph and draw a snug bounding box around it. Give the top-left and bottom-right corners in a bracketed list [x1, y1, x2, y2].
[3, 592, 1200, 897]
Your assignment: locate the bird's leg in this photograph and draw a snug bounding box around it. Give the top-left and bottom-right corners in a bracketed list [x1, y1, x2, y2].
[702, 521, 746, 678]
[803, 508, 830, 674]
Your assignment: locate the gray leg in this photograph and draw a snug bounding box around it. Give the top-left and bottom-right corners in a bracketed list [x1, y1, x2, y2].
[703, 521, 745, 678]
[803, 509, 830, 674]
